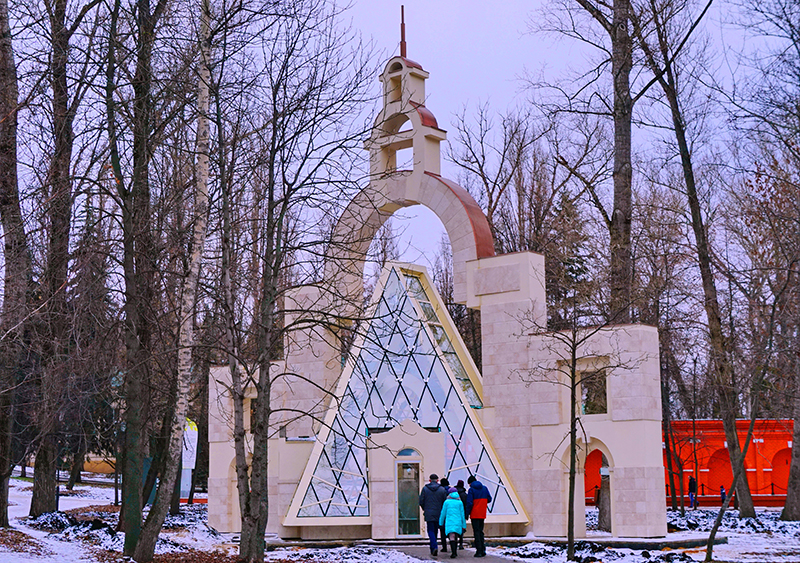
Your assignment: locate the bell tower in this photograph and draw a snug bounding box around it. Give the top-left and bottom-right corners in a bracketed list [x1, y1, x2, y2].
[366, 9, 446, 197]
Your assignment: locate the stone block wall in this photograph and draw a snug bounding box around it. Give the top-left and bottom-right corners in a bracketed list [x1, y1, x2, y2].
[612, 466, 668, 537]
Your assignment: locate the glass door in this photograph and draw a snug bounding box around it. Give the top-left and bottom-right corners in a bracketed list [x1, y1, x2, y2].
[397, 462, 420, 536]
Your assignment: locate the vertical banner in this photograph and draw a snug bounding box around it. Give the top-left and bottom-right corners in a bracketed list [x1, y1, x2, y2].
[181, 419, 199, 498]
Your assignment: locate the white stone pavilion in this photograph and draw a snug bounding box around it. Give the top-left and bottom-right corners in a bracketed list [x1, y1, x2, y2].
[208, 47, 667, 541]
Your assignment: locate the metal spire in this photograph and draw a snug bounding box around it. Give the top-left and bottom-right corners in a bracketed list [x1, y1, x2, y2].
[400, 5, 407, 58]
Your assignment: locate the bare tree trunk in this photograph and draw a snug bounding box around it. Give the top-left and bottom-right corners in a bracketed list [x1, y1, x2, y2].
[572, 0, 634, 323]
[212, 33, 256, 558]
[608, 0, 633, 323]
[112, 0, 165, 552]
[169, 457, 182, 516]
[30, 434, 58, 516]
[0, 0, 31, 527]
[783, 358, 800, 519]
[705, 414, 757, 561]
[67, 438, 85, 490]
[632, 5, 756, 518]
[32, 0, 96, 516]
[141, 406, 173, 509]
[662, 376, 678, 511]
[132, 1, 210, 557]
[567, 343, 578, 561]
[664, 422, 678, 511]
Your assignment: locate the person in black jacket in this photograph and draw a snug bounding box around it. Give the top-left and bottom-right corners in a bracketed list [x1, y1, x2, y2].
[439, 478, 450, 552]
[455, 480, 469, 549]
[420, 474, 448, 556]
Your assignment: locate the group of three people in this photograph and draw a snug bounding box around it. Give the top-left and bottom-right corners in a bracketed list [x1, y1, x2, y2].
[419, 473, 492, 558]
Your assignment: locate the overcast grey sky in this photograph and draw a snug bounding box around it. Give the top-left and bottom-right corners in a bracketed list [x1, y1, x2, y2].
[348, 1, 549, 119]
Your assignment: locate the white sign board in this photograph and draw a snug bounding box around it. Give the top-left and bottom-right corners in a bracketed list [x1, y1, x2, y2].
[183, 419, 199, 470]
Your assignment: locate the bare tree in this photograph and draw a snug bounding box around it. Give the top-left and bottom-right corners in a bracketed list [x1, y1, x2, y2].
[535, 0, 637, 322]
[725, 151, 800, 518]
[0, 0, 33, 527]
[448, 104, 539, 253]
[23, 0, 103, 518]
[630, 0, 757, 517]
[731, 0, 800, 519]
[131, 0, 211, 558]
[208, 2, 376, 560]
[102, 0, 177, 553]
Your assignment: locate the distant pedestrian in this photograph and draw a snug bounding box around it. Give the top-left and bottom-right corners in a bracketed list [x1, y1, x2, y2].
[688, 476, 697, 509]
[420, 474, 448, 556]
[720, 485, 726, 505]
[455, 480, 468, 548]
[440, 489, 466, 558]
[466, 475, 492, 558]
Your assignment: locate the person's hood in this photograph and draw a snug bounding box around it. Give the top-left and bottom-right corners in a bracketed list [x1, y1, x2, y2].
[425, 482, 441, 491]
[470, 480, 484, 490]
[448, 491, 460, 499]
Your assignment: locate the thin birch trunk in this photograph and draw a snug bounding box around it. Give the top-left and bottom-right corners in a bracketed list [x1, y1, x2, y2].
[132, 1, 211, 559]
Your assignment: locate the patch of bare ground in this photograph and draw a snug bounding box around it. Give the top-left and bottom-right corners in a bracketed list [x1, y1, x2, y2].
[0, 527, 53, 556]
[65, 504, 121, 519]
[94, 548, 238, 563]
[59, 487, 93, 497]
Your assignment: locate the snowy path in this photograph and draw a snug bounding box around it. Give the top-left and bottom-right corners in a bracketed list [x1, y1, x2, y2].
[3, 478, 800, 562]
[2, 478, 116, 562]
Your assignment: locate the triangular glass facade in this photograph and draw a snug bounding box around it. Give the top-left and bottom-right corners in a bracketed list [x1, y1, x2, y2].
[295, 267, 519, 518]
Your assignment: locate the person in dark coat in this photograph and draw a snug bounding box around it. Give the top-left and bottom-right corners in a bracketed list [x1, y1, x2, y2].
[420, 474, 448, 556]
[466, 475, 492, 558]
[688, 476, 697, 509]
[455, 480, 468, 548]
[439, 478, 450, 552]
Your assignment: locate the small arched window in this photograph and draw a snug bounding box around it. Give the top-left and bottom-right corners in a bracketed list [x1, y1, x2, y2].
[398, 448, 419, 456]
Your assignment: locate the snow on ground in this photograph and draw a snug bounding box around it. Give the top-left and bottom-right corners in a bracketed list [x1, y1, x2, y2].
[265, 545, 426, 563]
[3, 478, 106, 562]
[3, 477, 800, 563]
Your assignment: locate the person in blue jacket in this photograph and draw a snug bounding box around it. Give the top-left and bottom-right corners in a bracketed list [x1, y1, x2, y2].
[439, 489, 466, 558]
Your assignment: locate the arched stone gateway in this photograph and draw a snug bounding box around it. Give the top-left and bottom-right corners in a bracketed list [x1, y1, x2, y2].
[208, 37, 666, 543]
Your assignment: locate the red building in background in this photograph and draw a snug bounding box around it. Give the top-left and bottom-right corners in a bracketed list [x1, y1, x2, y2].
[585, 419, 794, 507]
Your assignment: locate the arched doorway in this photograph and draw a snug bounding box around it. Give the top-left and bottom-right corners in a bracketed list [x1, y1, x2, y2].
[582, 447, 611, 533]
[772, 448, 792, 495]
[584, 449, 603, 503]
[706, 448, 733, 498]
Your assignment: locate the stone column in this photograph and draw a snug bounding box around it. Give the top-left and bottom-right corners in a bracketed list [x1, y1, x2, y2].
[466, 252, 546, 534]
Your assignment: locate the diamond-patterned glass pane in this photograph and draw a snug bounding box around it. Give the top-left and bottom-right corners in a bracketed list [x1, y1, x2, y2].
[295, 268, 518, 518]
